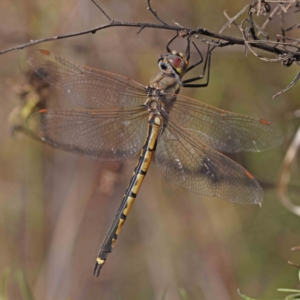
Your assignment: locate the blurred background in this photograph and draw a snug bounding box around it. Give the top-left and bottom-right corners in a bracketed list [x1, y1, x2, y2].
[0, 0, 300, 299]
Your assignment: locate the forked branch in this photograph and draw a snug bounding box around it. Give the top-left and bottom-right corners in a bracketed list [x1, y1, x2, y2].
[1, 0, 300, 96]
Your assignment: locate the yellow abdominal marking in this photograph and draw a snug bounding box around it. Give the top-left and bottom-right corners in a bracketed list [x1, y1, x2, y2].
[111, 238, 117, 248]
[116, 219, 125, 235]
[123, 197, 135, 216]
[96, 258, 105, 264]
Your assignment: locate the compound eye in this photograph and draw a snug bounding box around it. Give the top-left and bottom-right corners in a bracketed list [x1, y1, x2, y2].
[158, 60, 168, 71]
[168, 55, 185, 69]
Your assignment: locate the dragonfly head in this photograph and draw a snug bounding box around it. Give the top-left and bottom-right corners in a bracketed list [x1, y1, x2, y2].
[158, 50, 189, 78]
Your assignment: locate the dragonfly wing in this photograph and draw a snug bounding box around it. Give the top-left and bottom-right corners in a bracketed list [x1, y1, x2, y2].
[27, 50, 147, 109]
[23, 107, 148, 160]
[170, 94, 282, 153]
[155, 121, 263, 204]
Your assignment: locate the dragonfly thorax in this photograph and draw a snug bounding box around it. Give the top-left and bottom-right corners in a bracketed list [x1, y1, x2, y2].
[145, 83, 177, 117]
[145, 53, 186, 115]
[147, 71, 182, 95]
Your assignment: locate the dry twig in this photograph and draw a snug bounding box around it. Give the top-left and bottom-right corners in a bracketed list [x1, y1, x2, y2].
[1, 0, 300, 96]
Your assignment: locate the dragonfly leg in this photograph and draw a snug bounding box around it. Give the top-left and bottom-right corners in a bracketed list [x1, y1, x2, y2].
[185, 41, 204, 74]
[182, 43, 216, 88]
[166, 32, 179, 53]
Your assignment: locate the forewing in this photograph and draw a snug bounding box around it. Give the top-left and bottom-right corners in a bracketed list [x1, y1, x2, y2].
[169, 94, 282, 153]
[27, 50, 147, 109]
[155, 121, 263, 204]
[23, 107, 148, 160]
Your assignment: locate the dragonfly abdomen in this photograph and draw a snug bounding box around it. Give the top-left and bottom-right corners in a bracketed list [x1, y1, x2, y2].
[94, 113, 162, 276]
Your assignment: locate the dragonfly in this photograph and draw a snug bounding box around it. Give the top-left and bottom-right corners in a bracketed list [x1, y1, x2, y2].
[23, 37, 282, 277]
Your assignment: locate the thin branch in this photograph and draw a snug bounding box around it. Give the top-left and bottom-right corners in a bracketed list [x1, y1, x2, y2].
[247, 4, 259, 40]
[285, 23, 300, 32]
[277, 124, 300, 216]
[257, 0, 262, 16]
[276, 34, 300, 45]
[265, 0, 298, 3]
[272, 69, 300, 99]
[253, 21, 269, 39]
[244, 36, 295, 63]
[91, 0, 112, 21]
[257, 4, 281, 37]
[219, 5, 250, 34]
[136, 26, 145, 35]
[147, 0, 168, 25]
[0, 19, 294, 57]
[1, 0, 300, 98]
[0, 21, 183, 54]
